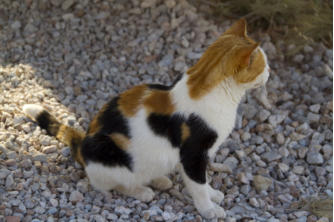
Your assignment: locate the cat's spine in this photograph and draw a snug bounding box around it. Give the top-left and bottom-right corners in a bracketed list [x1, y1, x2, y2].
[22, 104, 86, 166]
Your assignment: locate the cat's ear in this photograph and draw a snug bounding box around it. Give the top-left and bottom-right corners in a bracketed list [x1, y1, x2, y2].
[238, 42, 259, 69]
[224, 18, 247, 37]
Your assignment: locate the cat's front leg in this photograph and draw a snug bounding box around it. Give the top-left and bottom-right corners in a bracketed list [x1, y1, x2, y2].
[180, 165, 226, 219]
[208, 185, 224, 204]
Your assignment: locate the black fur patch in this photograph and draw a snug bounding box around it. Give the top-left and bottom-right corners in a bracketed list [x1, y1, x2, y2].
[147, 112, 217, 184]
[94, 97, 129, 136]
[82, 134, 133, 170]
[148, 74, 183, 91]
[70, 134, 84, 159]
[82, 97, 133, 170]
[147, 113, 184, 147]
[36, 111, 60, 136]
[180, 114, 218, 184]
[148, 84, 171, 91]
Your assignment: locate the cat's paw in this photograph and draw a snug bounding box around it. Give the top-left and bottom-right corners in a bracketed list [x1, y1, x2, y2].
[134, 186, 155, 202]
[209, 188, 224, 204]
[150, 176, 173, 190]
[199, 205, 226, 219]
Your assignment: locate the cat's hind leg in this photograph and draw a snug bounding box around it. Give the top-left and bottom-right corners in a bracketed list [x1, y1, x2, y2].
[114, 185, 155, 202]
[86, 163, 155, 202]
[150, 176, 173, 190]
[85, 164, 120, 193]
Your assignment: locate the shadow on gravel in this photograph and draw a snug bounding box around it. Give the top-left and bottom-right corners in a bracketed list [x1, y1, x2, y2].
[1, 1, 195, 130]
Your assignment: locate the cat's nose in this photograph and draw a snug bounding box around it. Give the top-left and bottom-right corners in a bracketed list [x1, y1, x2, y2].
[268, 67, 271, 73]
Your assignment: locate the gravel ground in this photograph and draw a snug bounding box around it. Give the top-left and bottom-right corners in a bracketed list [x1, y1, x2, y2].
[0, 0, 332, 221]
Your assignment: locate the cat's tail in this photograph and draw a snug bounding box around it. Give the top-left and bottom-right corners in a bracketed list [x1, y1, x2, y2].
[22, 104, 86, 166]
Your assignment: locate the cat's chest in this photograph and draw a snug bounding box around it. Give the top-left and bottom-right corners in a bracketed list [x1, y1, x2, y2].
[171, 81, 239, 140]
[172, 92, 239, 157]
[179, 101, 238, 141]
[195, 107, 237, 152]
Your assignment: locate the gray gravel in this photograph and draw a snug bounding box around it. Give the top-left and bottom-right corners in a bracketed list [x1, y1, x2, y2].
[0, 0, 332, 221]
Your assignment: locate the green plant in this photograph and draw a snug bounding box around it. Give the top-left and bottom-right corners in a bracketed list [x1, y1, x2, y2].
[194, 0, 332, 52]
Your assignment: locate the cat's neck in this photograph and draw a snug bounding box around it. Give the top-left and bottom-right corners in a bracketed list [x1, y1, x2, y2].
[172, 74, 245, 110]
[171, 74, 246, 130]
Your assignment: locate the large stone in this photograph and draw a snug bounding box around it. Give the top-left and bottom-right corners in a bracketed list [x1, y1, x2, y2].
[210, 162, 232, 173]
[62, 0, 75, 10]
[309, 104, 321, 113]
[278, 163, 289, 172]
[306, 152, 324, 165]
[268, 114, 286, 127]
[222, 157, 239, 173]
[11, 21, 21, 30]
[237, 172, 249, 184]
[0, 169, 10, 179]
[5, 174, 14, 188]
[69, 190, 84, 202]
[261, 151, 282, 162]
[165, 0, 176, 8]
[43, 145, 57, 154]
[253, 175, 272, 192]
[257, 109, 271, 122]
[115, 206, 132, 215]
[141, 0, 157, 8]
[5, 216, 20, 222]
[293, 54, 304, 63]
[307, 113, 320, 123]
[276, 133, 285, 145]
[158, 54, 174, 67]
[33, 153, 47, 162]
[242, 104, 257, 119]
[249, 197, 260, 208]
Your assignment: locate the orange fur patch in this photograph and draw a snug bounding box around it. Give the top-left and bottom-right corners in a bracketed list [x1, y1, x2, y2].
[143, 90, 175, 115]
[109, 133, 130, 150]
[88, 116, 101, 135]
[76, 147, 86, 167]
[186, 19, 264, 100]
[56, 124, 84, 145]
[118, 85, 148, 117]
[234, 49, 265, 83]
[56, 124, 86, 166]
[224, 18, 247, 37]
[88, 102, 110, 135]
[181, 123, 190, 142]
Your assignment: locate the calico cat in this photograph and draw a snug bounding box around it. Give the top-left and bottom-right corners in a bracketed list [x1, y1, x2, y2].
[22, 19, 270, 219]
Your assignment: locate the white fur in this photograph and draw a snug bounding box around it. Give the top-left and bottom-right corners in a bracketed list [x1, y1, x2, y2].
[85, 108, 180, 198]
[84, 47, 270, 219]
[129, 109, 180, 183]
[22, 104, 44, 120]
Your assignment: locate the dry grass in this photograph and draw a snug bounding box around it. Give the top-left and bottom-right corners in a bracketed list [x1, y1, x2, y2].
[191, 0, 332, 53]
[289, 195, 333, 219]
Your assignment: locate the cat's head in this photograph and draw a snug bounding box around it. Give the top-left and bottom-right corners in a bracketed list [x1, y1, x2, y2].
[187, 19, 270, 99]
